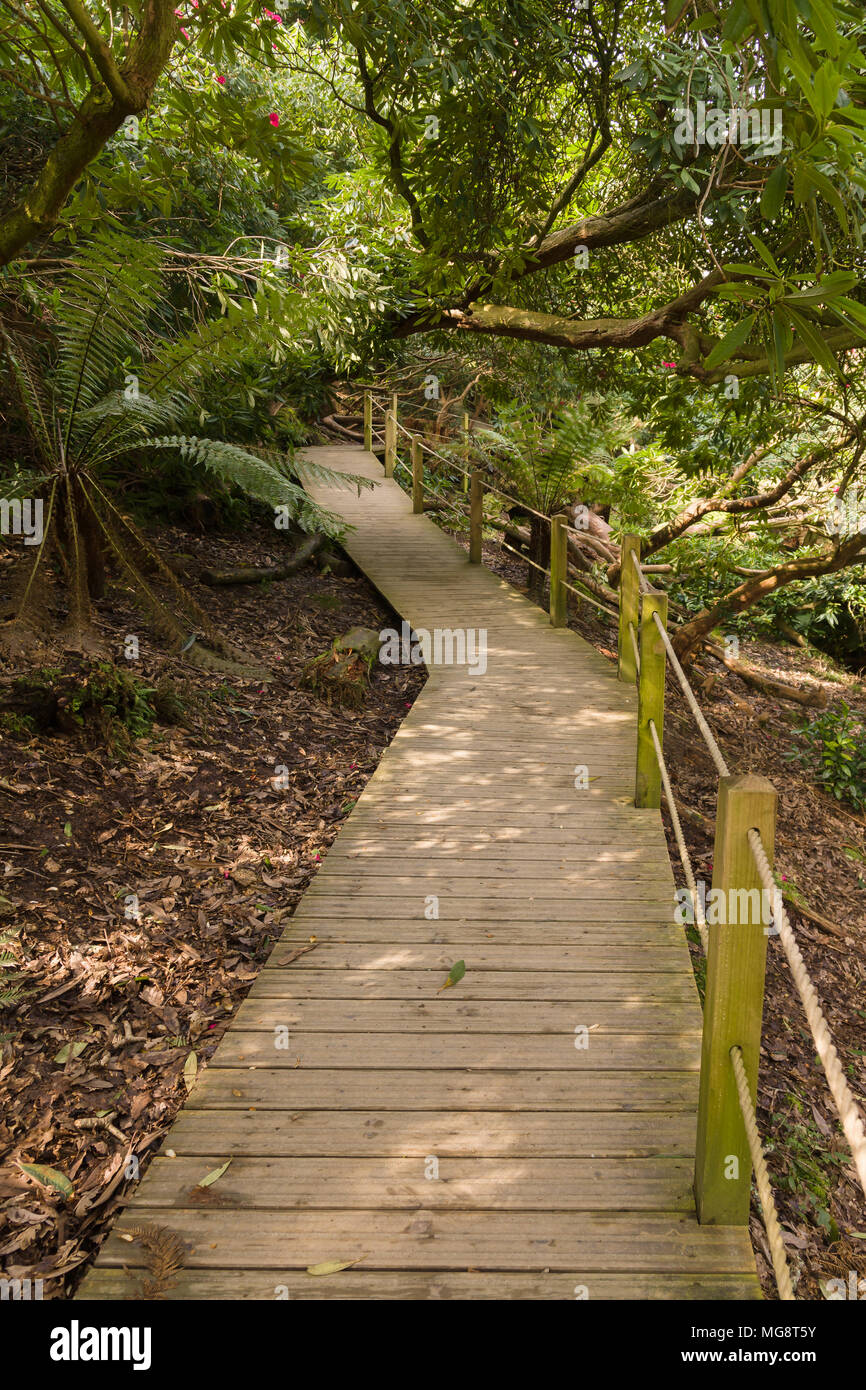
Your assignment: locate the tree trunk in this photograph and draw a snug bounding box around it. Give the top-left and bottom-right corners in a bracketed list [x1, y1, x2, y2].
[672, 536, 866, 659]
[527, 515, 550, 602]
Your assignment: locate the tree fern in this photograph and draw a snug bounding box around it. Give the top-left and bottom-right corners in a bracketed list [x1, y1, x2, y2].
[0, 232, 370, 661]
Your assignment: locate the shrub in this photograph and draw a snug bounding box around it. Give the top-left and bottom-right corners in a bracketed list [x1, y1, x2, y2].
[785, 701, 866, 812]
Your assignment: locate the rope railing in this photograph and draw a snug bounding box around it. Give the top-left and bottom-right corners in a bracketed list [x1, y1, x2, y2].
[650, 609, 730, 778]
[730, 1045, 795, 1300]
[630, 546, 651, 594]
[648, 718, 709, 955]
[615, 530, 865, 1299]
[747, 827, 866, 1201]
[561, 578, 620, 622]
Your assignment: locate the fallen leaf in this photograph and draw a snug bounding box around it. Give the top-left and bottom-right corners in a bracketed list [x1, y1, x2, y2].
[183, 1052, 198, 1091]
[437, 959, 466, 992]
[17, 1162, 74, 1200]
[197, 1159, 232, 1188]
[306, 1256, 366, 1276]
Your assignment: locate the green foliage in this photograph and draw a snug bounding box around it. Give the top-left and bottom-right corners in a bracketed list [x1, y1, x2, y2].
[473, 395, 633, 515]
[0, 229, 370, 656]
[785, 701, 866, 812]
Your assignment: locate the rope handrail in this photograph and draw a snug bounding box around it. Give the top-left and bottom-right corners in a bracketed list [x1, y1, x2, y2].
[747, 827, 866, 1200]
[651, 609, 730, 779]
[648, 719, 709, 954]
[408, 428, 554, 524]
[730, 1045, 795, 1300]
[630, 546, 651, 594]
[561, 578, 620, 622]
[628, 620, 641, 678]
[500, 541, 551, 578]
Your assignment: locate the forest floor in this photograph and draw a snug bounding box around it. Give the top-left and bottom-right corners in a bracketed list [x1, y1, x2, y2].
[1, 504, 864, 1303]
[0, 515, 424, 1298]
[477, 530, 866, 1303]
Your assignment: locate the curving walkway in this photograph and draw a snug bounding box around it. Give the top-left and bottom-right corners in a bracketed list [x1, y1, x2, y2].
[79, 445, 760, 1300]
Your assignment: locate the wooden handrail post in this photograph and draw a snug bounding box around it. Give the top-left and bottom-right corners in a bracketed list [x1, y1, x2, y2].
[634, 590, 667, 808]
[469, 470, 483, 564]
[549, 513, 567, 628]
[390, 391, 398, 422]
[618, 533, 640, 683]
[411, 436, 424, 514]
[695, 774, 777, 1225]
[384, 408, 396, 477]
[363, 390, 372, 453]
[462, 411, 470, 494]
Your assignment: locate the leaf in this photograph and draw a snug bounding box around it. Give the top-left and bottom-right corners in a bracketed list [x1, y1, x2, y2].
[17, 1162, 74, 1200]
[54, 1039, 88, 1063]
[704, 315, 757, 369]
[183, 1051, 198, 1091]
[760, 164, 788, 222]
[438, 959, 466, 991]
[306, 1257, 365, 1276]
[197, 1159, 232, 1188]
[784, 306, 843, 376]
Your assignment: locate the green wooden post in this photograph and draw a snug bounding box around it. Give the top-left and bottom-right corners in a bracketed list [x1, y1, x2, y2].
[634, 590, 667, 809]
[384, 408, 396, 478]
[411, 436, 424, 514]
[618, 533, 641, 684]
[469, 470, 483, 564]
[695, 774, 777, 1225]
[390, 391, 398, 424]
[363, 390, 372, 453]
[462, 411, 470, 494]
[549, 514, 567, 628]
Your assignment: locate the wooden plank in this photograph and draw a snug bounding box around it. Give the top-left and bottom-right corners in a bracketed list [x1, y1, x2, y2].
[269, 922, 687, 945]
[210, 1031, 701, 1069]
[121, 1156, 696, 1211]
[289, 903, 677, 924]
[80, 1268, 761, 1300]
[95, 1208, 758, 1274]
[162, 1108, 699, 1157]
[251, 969, 698, 1000]
[186, 1067, 699, 1112]
[266, 945, 691, 971]
[230, 999, 696, 1034]
[272, 922, 692, 945]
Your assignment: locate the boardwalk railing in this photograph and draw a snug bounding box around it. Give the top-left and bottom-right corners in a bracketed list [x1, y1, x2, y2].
[358, 387, 866, 1301]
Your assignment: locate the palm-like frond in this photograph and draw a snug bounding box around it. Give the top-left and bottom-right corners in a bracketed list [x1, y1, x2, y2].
[55, 234, 165, 433]
[0, 320, 57, 467]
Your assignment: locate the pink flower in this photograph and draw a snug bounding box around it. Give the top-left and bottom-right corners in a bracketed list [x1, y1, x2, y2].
[215, 74, 226, 84]
[662, 361, 677, 369]
[180, 26, 190, 38]
[268, 112, 280, 127]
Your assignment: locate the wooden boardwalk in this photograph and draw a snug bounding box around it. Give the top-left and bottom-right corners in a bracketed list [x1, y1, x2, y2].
[80, 446, 760, 1300]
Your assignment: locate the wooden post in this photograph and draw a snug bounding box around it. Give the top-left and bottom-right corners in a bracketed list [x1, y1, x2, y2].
[462, 411, 469, 494]
[549, 514, 567, 628]
[390, 391, 398, 423]
[695, 774, 777, 1225]
[469, 470, 483, 564]
[363, 390, 372, 453]
[634, 590, 667, 809]
[411, 436, 424, 514]
[618, 533, 641, 684]
[384, 408, 396, 478]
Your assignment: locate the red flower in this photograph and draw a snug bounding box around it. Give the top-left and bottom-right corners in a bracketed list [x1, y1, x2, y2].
[268, 112, 280, 127]
[215, 74, 226, 84]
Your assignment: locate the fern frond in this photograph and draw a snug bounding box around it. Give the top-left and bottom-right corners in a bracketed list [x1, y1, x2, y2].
[0, 320, 56, 467]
